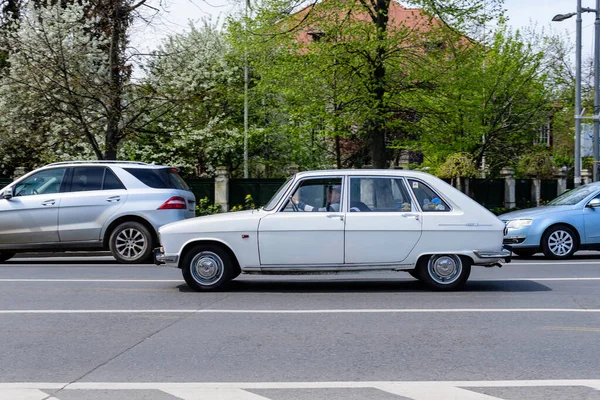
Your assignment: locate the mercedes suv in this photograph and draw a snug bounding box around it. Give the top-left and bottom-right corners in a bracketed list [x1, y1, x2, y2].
[0, 161, 196, 263]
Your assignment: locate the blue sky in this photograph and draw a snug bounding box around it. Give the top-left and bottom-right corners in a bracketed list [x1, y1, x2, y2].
[132, 0, 596, 59]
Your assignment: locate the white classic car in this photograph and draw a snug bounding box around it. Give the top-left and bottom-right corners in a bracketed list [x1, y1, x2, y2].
[155, 170, 511, 291]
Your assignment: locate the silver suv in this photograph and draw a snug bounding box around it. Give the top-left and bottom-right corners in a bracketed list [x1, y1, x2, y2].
[0, 161, 196, 263]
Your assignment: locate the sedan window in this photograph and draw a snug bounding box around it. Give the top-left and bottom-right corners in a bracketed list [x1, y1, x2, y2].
[349, 177, 412, 212]
[408, 179, 449, 211]
[283, 178, 343, 212]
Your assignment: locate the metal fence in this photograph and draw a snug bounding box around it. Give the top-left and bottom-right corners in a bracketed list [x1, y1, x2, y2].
[229, 179, 286, 207]
[187, 179, 215, 203]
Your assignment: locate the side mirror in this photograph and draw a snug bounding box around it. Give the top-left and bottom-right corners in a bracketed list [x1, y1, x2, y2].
[2, 187, 12, 199]
[587, 198, 600, 208]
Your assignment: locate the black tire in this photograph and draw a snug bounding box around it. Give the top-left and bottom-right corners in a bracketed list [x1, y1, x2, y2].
[0, 252, 15, 263]
[408, 270, 420, 280]
[181, 244, 233, 292]
[109, 221, 153, 264]
[541, 225, 578, 260]
[512, 249, 537, 258]
[418, 254, 471, 291]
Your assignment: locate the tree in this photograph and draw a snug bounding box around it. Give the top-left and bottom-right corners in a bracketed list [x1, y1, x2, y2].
[230, 0, 504, 169]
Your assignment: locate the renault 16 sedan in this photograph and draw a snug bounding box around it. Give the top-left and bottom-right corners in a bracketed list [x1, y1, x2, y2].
[155, 170, 511, 291]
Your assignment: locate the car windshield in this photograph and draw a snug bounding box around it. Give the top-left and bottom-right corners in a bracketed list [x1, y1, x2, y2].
[263, 176, 294, 211]
[546, 185, 599, 206]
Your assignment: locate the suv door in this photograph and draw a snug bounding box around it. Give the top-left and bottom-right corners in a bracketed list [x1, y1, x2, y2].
[58, 167, 128, 242]
[0, 168, 67, 245]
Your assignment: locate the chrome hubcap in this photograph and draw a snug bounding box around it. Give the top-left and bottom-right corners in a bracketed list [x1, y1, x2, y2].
[427, 255, 462, 284]
[115, 228, 147, 259]
[548, 230, 574, 256]
[190, 251, 224, 286]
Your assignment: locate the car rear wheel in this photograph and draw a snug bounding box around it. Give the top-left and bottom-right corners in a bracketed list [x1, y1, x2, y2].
[541, 225, 577, 259]
[0, 252, 15, 263]
[109, 222, 153, 263]
[418, 254, 471, 291]
[182, 244, 233, 292]
[512, 249, 537, 258]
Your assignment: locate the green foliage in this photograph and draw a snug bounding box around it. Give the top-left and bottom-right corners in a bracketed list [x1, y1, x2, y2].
[195, 197, 221, 217]
[517, 147, 555, 178]
[230, 194, 256, 212]
[437, 153, 479, 178]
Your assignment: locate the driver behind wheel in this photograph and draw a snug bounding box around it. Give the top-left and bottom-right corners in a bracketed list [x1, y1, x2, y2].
[291, 184, 341, 212]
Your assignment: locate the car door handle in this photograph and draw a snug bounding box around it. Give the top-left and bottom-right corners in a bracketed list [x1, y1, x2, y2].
[41, 200, 55, 206]
[106, 196, 121, 203]
[401, 213, 420, 221]
[326, 214, 344, 221]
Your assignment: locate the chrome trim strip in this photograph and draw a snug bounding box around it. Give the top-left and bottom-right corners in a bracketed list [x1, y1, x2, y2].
[473, 249, 512, 259]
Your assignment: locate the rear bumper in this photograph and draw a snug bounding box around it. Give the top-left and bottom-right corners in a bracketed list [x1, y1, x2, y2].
[473, 247, 512, 263]
[154, 247, 178, 266]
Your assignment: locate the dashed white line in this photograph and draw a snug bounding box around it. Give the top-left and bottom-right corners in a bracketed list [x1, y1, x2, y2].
[0, 308, 600, 314]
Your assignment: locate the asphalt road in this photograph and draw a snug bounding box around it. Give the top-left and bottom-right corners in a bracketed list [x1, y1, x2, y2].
[1, 254, 599, 400]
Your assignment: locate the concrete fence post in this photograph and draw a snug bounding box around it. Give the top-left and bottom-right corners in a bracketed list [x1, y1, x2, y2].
[286, 165, 299, 176]
[12, 167, 26, 180]
[582, 169, 592, 185]
[500, 167, 515, 209]
[555, 169, 567, 197]
[531, 178, 541, 207]
[214, 166, 229, 213]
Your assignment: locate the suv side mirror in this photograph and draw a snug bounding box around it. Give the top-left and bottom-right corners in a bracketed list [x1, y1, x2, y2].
[2, 187, 12, 199]
[587, 198, 600, 208]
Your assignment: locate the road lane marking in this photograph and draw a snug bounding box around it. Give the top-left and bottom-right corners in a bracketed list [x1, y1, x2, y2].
[543, 326, 600, 333]
[1, 308, 600, 314]
[3, 380, 600, 390]
[0, 389, 59, 400]
[376, 384, 505, 400]
[0, 279, 181, 282]
[162, 388, 272, 400]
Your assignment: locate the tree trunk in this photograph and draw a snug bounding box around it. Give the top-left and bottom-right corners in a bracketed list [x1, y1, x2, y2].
[104, 0, 124, 160]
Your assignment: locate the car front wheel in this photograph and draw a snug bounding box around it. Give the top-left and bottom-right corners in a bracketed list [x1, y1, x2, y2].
[418, 254, 471, 291]
[182, 244, 234, 292]
[0, 252, 15, 263]
[109, 222, 153, 263]
[541, 225, 577, 259]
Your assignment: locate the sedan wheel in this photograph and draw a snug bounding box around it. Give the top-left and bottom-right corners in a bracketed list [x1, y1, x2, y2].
[418, 254, 471, 291]
[109, 222, 153, 263]
[542, 225, 577, 259]
[182, 244, 233, 292]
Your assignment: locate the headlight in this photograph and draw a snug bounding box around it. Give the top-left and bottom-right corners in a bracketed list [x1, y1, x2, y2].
[506, 219, 532, 229]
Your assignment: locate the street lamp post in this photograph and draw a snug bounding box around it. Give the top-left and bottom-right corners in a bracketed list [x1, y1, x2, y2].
[553, 1, 600, 185]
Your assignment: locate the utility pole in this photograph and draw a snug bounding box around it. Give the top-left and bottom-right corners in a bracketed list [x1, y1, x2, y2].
[594, 0, 600, 181]
[243, 0, 250, 179]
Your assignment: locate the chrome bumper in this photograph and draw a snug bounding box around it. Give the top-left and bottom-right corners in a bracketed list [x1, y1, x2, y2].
[473, 247, 512, 263]
[154, 247, 178, 266]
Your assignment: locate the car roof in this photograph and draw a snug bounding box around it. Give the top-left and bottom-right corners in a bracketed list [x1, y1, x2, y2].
[295, 169, 434, 179]
[40, 161, 173, 169]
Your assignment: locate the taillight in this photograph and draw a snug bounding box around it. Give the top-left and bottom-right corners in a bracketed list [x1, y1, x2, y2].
[158, 196, 186, 210]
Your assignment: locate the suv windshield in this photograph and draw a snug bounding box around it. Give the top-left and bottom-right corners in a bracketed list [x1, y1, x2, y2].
[124, 168, 190, 191]
[546, 185, 598, 206]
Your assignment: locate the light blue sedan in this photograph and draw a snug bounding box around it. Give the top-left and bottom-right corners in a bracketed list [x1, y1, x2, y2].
[499, 183, 600, 259]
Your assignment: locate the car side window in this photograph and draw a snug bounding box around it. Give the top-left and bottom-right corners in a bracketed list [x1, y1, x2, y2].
[13, 168, 66, 197]
[103, 168, 126, 190]
[408, 179, 449, 211]
[70, 167, 104, 192]
[349, 177, 413, 212]
[282, 178, 343, 212]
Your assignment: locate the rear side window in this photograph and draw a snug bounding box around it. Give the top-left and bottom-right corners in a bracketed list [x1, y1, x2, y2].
[124, 168, 190, 190]
[408, 179, 450, 212]
[104, 169, 126, 190]
[70, 167, 126, 192]
[71, 167, 104, 192]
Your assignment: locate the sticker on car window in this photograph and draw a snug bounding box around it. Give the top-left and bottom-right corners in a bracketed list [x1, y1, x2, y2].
[412, 182, 419, 188]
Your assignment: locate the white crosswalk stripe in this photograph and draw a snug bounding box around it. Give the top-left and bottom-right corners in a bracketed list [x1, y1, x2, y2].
[2, 380, 600, 400]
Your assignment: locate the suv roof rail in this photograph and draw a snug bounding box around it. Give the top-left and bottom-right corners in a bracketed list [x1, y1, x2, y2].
[45, 160, 150, 167]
